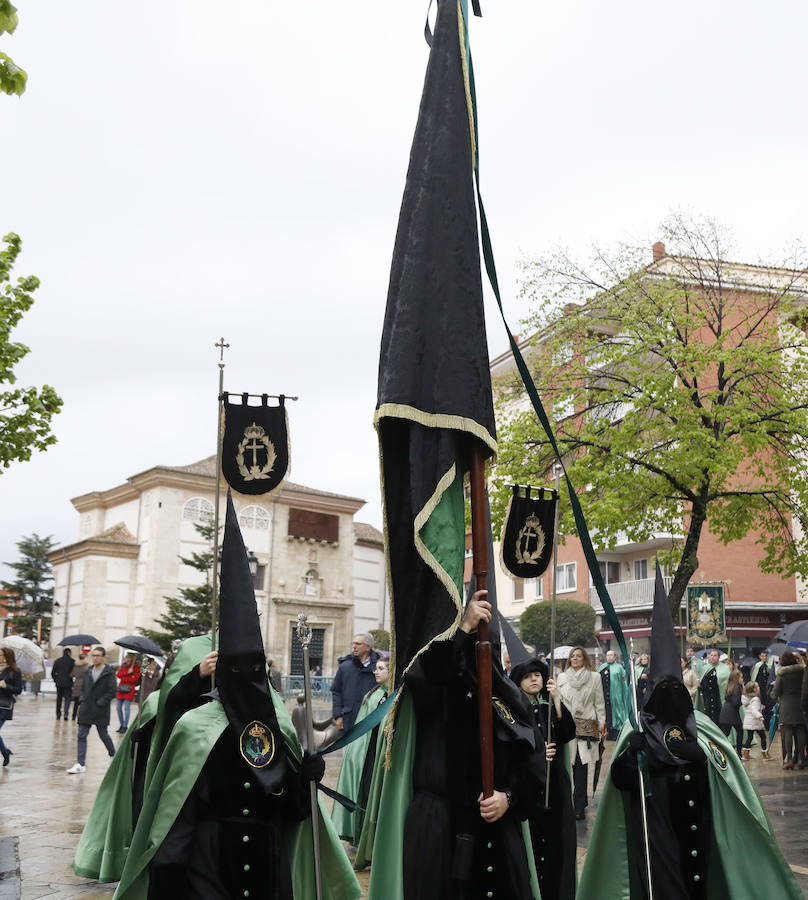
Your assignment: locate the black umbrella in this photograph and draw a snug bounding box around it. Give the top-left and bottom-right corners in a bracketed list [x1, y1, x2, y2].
[737, 655, 757, 669]
[114, 635, 164, 657]
[58, 634, 101, 646]
[766, 641, 788, 656]
[774, 620, 808, 645]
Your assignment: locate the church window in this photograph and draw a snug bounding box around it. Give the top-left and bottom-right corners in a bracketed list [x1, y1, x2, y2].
[183, 497, 214, 523]
[240, 505, 269, 530]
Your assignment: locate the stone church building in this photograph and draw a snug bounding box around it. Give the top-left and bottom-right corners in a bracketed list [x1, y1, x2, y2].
[47, 456, 386, 677]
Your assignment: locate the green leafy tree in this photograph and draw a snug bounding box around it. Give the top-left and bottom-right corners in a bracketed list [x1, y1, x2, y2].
[519, 598, 596, 650]
[139, 521, 216, 653]
[494, 213, 808, 614]
[1, 233, 62, 468]
[0, 2, 26, 95]
[369, 628, 390, 652]
[1, 533, 57, 640]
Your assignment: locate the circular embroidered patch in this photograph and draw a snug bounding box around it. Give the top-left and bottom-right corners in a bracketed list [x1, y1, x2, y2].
[708, 741, 728, 770]
[493, 698, 515, 724]
[240, 720, 276, 768]
[663, 725, 686, 756]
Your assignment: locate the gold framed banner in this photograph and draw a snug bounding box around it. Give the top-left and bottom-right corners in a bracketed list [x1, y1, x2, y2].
[686, 583, 727, 646]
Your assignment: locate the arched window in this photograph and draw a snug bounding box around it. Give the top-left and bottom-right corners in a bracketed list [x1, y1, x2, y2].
[183, 497, 214, 523]
[239, 505, 269, 531]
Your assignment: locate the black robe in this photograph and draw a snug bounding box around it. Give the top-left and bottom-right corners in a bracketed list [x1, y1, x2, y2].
[526, 698, 577, 900]
[402, 631, 543, 900]
[698, 669, 721, 725]
[611, 740, 712, 900]
[146, 667, 310, 899]
[147, 728, 309, 900]
[131, 665, 212, 829]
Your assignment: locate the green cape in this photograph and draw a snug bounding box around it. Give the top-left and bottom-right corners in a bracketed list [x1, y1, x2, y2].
[361, 690, 541, 900]
[331, 683, 387, 845]
[112, 677, 360, 900]
[599, 661, 631, 728]
[72, 690, 159, 881]
[72, 635, 214, 883]
[577, 711, 803, 900]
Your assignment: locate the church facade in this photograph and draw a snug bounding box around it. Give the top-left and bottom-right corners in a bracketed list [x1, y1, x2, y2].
[47, 456, 385, 676]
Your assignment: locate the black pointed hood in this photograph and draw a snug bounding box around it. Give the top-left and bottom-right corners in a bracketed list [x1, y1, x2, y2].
[498, 610, 532, 669]
[640, 563, 699, 766]
[217, 491, 287, 793]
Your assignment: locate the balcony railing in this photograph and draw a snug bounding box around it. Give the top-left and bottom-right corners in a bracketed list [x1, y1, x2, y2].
[590, 575, 674, 610]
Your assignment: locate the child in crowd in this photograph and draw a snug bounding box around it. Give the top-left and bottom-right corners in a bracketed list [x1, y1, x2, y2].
[741, 680, 770, 761]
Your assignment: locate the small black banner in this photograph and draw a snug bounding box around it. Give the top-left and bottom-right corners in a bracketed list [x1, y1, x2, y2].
[221, 393, 289, 495]
[499, 484, 557, 580]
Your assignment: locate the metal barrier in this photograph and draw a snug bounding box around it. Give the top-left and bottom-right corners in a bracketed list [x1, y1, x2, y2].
[280, 675, 333, 702]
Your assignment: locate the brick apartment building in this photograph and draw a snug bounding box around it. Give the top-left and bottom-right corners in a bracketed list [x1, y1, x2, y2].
[489, 245, 808, 654]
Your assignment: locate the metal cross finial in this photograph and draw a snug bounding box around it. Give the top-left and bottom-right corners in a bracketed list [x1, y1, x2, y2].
[296, 612, 311, 647]
[215, 337, 229, 363]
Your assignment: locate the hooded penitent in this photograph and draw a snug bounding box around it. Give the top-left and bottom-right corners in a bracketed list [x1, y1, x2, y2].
[639, 563, 700, 767]
[217, 491, 287, 794]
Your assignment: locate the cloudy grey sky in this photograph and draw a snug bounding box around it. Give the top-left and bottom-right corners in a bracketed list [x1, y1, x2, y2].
[2, 1, 807, 577]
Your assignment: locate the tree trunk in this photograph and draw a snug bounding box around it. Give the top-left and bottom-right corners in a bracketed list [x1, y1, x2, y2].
[667, 499, 709, 615]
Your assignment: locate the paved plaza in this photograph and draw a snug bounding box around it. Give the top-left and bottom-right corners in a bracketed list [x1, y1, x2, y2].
[0, 692, 805, 899]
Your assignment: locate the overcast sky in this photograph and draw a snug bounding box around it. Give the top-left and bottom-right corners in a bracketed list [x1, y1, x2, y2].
[2, 1, 807, 578]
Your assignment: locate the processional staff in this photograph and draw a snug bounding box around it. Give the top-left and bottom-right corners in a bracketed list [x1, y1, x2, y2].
[629, 636, 654, 900]
[210, 337, 229, 678]
[469, 444, 494, 798]
[545, 460, 563, 808]
[296, 613, 323, 900]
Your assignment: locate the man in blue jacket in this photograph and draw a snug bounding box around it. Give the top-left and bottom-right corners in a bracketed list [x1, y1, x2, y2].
[331, 633, 380, 732]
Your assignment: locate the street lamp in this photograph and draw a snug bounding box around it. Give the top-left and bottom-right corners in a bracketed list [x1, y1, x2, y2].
[217, 548, 259, 578]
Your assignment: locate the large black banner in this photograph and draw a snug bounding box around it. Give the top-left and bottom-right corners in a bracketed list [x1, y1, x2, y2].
[499, 484, 557, 580]
[221, 393, 289, 495]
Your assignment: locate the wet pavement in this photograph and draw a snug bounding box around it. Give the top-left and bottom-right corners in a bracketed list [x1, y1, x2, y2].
[1, 693, 805, 898]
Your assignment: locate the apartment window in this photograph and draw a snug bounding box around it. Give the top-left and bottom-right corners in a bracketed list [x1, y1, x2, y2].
[597, 560, 620, 584]
[556, 562, 577, 593]
[634, 559, 649, 580]
[514, 580, 524, 602]
[553, 395, 575, 422]
[183, 497, 214, 523]
[536, 577, 543, 599]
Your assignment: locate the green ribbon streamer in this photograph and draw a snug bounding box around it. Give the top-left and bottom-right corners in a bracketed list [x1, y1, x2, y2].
[316, 688, 398, 756]
[458, 5, 637, 729]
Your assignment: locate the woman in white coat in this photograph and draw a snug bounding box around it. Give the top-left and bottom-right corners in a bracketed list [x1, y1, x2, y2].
[557, 646, 606, 820]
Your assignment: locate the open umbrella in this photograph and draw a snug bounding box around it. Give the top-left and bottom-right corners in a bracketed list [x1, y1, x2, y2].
[552, 645, 574, 660]
[766, 642, 788, 657]
[114, 635, 164, 657]
[0, 635, 46, 678]
[58, 634, 101, 646]
[694, 649, 711, 659]
[774, 620, 808, 645]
